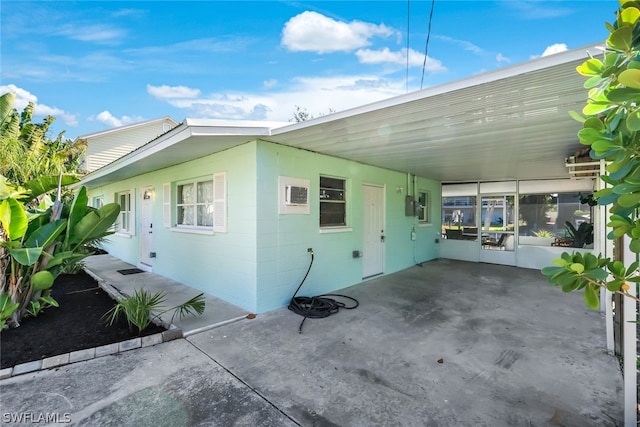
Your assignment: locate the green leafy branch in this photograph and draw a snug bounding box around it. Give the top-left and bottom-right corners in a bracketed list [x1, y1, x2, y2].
[544, 2, 640, 308]
[542, 252, 640, 309]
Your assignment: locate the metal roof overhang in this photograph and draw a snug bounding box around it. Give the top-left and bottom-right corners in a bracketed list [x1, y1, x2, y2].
[80, 120, 286, 187]
[267, 42, 604, 183]
[80, 42, 603, 188]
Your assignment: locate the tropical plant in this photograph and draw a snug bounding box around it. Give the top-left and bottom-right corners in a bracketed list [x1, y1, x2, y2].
[0, 178, 120, 328]
[0, 92, 87, 187]
[0, 90, 111, 328]
[533, 229, 555, 238]
[542, 1, 640, 309]
[105, 288, 206, 334]
[564, 221, 594, 248]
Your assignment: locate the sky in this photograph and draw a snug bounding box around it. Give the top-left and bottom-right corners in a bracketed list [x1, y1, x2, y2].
[1, 0, 619, 140]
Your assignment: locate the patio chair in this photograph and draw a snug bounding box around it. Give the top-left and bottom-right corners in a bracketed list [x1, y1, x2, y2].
[482, 233, 508, 250]
[445, 228, 463, 240]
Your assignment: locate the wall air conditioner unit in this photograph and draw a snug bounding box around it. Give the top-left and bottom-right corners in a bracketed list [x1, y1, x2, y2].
[285, 185, 309, 206]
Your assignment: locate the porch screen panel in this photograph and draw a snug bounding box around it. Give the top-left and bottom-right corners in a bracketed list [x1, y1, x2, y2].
[442, 184, 478, 241]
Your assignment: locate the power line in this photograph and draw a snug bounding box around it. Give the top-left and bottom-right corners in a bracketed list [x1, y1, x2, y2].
[406, 0, 410, 93]
[420, 0, 436, 90]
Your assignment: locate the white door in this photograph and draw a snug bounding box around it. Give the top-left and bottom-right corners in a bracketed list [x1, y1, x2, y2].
[362, 184, 385, 278]
[139, 186, 154, 269]
[479, 194, 517, 266]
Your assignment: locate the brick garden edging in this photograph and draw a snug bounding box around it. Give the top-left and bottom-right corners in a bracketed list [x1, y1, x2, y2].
[0, 268, 183, 380]
[0, 327, 183, 379]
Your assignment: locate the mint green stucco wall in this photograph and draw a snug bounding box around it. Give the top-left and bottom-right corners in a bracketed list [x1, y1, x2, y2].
[86, 140, 441, 313]
[88, 142, 260, 311]
[254, 140, 441, 312]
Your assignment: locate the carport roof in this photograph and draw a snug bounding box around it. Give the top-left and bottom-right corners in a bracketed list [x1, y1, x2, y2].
[80, 42, 603, 188]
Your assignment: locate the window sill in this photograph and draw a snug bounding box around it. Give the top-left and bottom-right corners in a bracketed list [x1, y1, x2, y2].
[319, 227, 353, 234]
[115, 232, 134, 239]
[417, 222, 432, 228]
[171, 226, 214, 235]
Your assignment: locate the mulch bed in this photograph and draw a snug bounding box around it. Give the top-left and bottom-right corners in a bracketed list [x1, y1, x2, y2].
[1, 271, 166, 369]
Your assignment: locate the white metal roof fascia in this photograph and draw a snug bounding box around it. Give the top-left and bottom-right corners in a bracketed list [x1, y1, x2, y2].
[271, 41, 604, 135]
[184, 118, 290, 131]
[78, 120, 281, 186]
[75, 116, 179, 140]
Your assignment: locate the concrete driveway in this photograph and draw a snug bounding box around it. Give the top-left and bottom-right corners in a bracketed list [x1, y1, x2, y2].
[0, 259, 623, 426]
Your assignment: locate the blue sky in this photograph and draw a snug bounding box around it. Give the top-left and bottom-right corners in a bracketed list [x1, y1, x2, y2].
[1, 0, 617, 140]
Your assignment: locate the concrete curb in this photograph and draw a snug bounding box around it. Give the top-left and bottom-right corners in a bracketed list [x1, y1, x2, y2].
[0, 327, 183, 380]
[0, 267, 185, 380]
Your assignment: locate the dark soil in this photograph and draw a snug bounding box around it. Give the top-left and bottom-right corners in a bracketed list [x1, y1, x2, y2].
[0, 271, 165, 369]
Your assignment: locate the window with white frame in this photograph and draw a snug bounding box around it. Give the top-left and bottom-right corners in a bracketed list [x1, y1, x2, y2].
[518, 192, 593, 247]
[92, 196, 104, 209]
[115, 190, 133, 234]
[417, 191, 429, 223]
[176, 178, 214, 228]
[163, 173, 226, 232]
[320, 176, 346, 227]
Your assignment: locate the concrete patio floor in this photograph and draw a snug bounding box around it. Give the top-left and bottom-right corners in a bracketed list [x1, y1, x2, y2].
[0, 259, 623, 426]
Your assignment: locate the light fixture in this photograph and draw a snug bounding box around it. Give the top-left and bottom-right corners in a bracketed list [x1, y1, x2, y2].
[143, 189, 153, 200]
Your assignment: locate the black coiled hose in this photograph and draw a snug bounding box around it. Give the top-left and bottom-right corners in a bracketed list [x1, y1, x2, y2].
[288, 252, 359, 333]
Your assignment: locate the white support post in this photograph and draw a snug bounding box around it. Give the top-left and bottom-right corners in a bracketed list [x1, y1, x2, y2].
[604, 289, 614, 354]
[597, 159, 615, 353]
[623, 235, 638, 427]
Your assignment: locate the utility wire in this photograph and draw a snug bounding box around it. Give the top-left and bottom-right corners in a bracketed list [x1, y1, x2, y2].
[406, 0, 410, 93]
[420, 0, 436, 90]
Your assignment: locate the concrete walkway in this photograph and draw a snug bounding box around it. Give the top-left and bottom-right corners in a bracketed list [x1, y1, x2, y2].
[84, 254, 249, 336]
[0, 259, 624, 426]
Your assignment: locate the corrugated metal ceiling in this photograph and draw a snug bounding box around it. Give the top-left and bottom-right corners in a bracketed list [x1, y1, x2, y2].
[266, 44, 600, 183]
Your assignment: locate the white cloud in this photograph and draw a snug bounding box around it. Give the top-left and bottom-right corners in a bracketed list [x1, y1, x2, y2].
[0, 84, 78, 126]
[263, 79, 278, 89]
[496, 53, 511, 64]
[541, 43, 568, 56]
[281, 11, 395, 54]
[355, 47, 446, 72]
[111, 8, 146, 18]
[151, 74, 409, 123]
[1, 84, 37, 109]
[505, 2, 572, 19]
[146, 84, 201, 99]
[55, 24, 126, 44]
[435, 35, 484, 55]
[92, 111, 143, 128]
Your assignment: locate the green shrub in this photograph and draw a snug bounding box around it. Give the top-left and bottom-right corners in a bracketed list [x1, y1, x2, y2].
[105, 288, 205, 334]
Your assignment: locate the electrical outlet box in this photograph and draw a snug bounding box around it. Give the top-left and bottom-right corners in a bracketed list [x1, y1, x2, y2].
[405, 196, 416, 216]
[352, 250, 361, 258]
